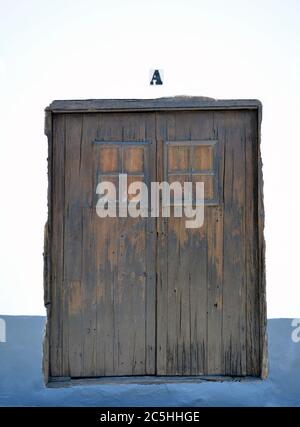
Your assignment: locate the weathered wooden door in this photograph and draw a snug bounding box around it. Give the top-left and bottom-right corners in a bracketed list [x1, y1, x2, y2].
[49, 112, 157, 377]
[156, 111, 262, 376]
[44, 98, 267, 382]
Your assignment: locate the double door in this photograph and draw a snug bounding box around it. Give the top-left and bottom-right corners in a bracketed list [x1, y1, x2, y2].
[49, 110, 261, 378]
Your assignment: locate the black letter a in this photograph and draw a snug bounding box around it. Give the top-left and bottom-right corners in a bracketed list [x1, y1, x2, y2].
[150, 69, 163, 85]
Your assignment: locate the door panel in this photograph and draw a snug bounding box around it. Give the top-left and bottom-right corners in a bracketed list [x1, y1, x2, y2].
[50, 112, 156, 377]
[156, 111, 259, 376]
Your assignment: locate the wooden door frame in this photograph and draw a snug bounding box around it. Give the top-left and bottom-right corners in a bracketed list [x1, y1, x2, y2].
[43, 97, 267, 385]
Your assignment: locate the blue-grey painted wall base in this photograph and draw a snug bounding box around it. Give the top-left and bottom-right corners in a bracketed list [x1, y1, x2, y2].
[0, 317, 298, 406]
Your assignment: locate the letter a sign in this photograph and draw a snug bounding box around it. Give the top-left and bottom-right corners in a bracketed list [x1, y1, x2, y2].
[150, 69, 163, 85]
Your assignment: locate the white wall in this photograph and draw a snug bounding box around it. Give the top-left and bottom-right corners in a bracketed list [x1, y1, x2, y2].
[0, 0, 299, 317]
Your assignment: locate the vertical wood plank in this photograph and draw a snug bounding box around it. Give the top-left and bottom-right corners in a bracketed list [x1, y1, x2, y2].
[80, 114, 99, 377]
[222, 111, 247, 376]
[63, 113, 84, 376]
[95, 214, 117, 375]
[244, 112, 260, 376]
[50, 114, 65, 377]
[156, 112, 169, 374]
[206, 205, 223, 374]
[144, 114, 157, 375]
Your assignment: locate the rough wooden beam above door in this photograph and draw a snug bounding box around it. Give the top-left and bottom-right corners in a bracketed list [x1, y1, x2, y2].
[45, 97, 262, 113]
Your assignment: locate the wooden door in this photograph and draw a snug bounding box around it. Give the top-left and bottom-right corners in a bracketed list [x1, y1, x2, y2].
[156, 110, 260, 376]
[46, 101, 265, 381]
[49, 112, 156, 377]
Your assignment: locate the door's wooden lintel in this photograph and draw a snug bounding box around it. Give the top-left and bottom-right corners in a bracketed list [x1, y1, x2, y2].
[46, 97, 262, 113]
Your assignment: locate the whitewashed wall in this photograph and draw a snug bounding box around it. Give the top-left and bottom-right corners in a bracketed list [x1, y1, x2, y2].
[0, 0, 299, 317]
